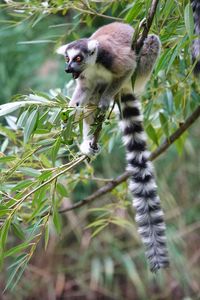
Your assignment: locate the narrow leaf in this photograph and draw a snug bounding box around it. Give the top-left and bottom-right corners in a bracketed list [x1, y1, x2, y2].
[24, 109, 39, 143]
[184, 3, 194, 39]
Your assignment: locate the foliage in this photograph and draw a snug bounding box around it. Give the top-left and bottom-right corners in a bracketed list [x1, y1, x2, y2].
[0, 0, 200, 299]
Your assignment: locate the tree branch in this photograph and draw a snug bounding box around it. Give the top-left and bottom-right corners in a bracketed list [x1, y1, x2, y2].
[150, 106, 200, 161]
[90, 111, 106, 150]
[135, 0, 160, 53]
[59, 105, 200, 213]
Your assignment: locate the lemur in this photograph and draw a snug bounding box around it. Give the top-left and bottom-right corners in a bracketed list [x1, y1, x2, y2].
[57, 22, 169, 272]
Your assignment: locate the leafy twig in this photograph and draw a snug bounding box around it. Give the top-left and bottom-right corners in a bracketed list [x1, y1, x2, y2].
[9, 155, 86, 212]
[59, 105, 200, 213]
[90, 111, 106, 150]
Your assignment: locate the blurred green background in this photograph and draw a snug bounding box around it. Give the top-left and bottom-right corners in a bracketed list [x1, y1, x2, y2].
[0, 1, 200, 299]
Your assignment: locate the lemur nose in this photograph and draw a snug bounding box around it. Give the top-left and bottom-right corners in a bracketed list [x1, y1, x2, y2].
[65, 62, 73, 73]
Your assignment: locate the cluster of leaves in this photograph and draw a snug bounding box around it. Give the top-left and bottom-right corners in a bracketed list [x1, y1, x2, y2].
[0, 0, 200, 298]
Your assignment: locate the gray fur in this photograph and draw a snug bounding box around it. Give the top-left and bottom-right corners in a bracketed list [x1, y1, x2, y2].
[66, 39, 89, 54]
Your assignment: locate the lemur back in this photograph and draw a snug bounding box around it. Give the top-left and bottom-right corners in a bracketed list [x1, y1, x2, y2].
[91, 22, 136, 76]
[57, 22, 169, 272]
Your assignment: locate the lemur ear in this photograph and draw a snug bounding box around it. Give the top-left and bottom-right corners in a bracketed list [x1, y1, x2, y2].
[88, 40, 99, 55]
[56, 44, 68, 56]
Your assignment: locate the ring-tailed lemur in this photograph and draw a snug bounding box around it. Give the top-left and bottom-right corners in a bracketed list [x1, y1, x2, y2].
[57, 22, 169, 272]
[191, 0, 200, 75]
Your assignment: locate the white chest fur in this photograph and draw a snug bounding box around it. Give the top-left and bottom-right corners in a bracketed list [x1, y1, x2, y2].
[83, 64, 113, 84]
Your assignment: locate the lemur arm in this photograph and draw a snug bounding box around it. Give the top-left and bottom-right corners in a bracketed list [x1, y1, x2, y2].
[69, 82, 92, 107]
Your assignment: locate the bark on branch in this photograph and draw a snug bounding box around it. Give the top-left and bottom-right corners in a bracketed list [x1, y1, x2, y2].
[59, 105, 200, 213]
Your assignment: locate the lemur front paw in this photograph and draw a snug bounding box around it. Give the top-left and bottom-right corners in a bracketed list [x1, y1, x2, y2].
[142, 35, 161, 55]
[80, 140, 100, 157]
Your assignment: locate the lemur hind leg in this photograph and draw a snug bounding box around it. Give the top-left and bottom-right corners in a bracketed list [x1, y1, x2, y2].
[134, 35, 161, 94]
[80, 111, 101, 156]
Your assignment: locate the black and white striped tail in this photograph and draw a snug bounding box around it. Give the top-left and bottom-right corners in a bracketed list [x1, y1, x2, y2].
[120, 93, 169, 272]
[191, 0, 200, 76]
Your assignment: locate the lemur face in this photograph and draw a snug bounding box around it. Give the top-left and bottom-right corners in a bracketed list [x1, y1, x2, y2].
[57, 39, 98, 79]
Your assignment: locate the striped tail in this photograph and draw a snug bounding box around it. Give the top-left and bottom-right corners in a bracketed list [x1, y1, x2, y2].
[120, 93, 169, 272]
[191, 0, 200, 75]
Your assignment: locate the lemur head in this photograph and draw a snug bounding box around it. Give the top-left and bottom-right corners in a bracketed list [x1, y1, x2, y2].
[57, 39, 99, 79]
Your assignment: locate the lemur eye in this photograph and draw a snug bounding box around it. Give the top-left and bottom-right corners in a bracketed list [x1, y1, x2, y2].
[65, 56, 69, 63]
[75, 55, 82, 62]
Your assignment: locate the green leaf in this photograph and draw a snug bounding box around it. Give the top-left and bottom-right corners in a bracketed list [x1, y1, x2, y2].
[124, 1, 141, 22]
[122, 254, 145, 297]
[17, 109, 30, 128]
[91, 257, 102, 285]
[0, 209, 11, 217]
[166, 36, 188, 74]
[0, 219, 11, 250]
[51, 137, 61, 166]
[11, 179, 33, 192]
[23, 108, 39, 143]
[49, 108, 61, 124]
[38, 170, 53, 181]
[44, 223, 49, 251]
[175, 131, 188, 155]
[27, 94, 52, 104]
[0, 102, 24, 117]
[146, 124, 158, 145]
[159, 112, 169, 137]
[56, 183, 68, 197]
[104, 257, 114, 285]
[161, 0, 174, 20]
[0, 156, 16, 163]
[7, 254, 28, 270]
[18, 167, 41, 177]
[154, 48, 173, 75]
[53, 210, 62, 235]
[0, 97, 51, 117]
[184, 3, 194, 40]
[4, 242, 29, 258]
[164, 89, 174, 115]
[12, 223, 25, 240]
[91, 224, 108, 237]
[4, 254, 28, 291]
[62, 113, 75, 142]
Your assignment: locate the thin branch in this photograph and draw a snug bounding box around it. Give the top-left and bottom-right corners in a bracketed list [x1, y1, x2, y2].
[150, 105, 200, 161]
[90, 111, 106, 150]
[135, 0, 160, 53]
[9, 155, 86, 211]
[59, 105, 200, 213]
[73, 5, 122, 21]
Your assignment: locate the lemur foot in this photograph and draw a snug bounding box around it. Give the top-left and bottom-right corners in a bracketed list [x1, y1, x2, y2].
[80, 140, 100, 157]
[98, 98, 110, 111]
[138, 34, 161, 74]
